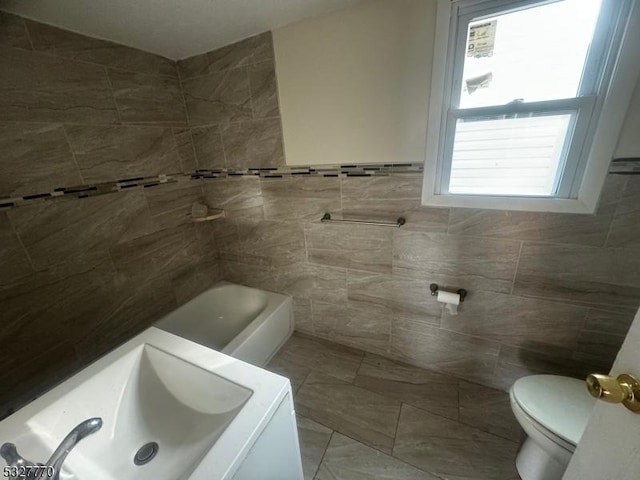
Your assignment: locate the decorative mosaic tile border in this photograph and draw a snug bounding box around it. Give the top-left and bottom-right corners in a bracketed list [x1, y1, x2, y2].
[1, 159, 632, 211]
[610, 157, 640, 175]
[191, 163, 424, 179]
[0, 174, 178, 210]
[0, 164, 424, 211]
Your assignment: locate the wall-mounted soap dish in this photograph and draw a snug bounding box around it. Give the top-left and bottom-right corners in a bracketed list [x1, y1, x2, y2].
[191, 203, 225, 222]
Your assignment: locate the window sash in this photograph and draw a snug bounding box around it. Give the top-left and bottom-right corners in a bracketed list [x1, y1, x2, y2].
[436, 0, 622, 199]
[437, 97, 596, 196]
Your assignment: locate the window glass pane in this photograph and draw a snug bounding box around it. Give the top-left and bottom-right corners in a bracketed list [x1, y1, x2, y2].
[459, 0, 602, 109]
[449, 114, 573, 196]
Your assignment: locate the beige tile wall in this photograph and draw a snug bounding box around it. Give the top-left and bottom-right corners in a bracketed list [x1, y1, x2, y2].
[202, 173, 640, 391]
[0, 12, 221, 416]
[177, 32, 285, 169]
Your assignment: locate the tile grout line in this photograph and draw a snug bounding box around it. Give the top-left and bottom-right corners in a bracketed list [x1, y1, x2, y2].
[390, 401, 403, 454]
[282, 335, 521, 470]
[6, 213, 37, 273]
[509, 240, 524, 295]
[456, 379, 461, 423]
[176, 58, 201, 172]
[0, 119, 178, 128]
[21, 16, 36, 51]
[175, 114, 283, 131]
[104, 67, 125, 125]
[6, 25, 178, 80]
[311, 430, 334, 480]
[61, 125, 86, 185]
[217, 125, 229, 169]
[602, 175, 628, 248]
[246, 64, 257, 121]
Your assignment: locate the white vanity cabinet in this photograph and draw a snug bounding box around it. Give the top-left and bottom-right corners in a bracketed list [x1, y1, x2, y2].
[231, 393, 303, 480]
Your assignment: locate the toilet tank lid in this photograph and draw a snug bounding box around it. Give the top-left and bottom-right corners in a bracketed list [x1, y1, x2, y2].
[512, 375, 596, 445]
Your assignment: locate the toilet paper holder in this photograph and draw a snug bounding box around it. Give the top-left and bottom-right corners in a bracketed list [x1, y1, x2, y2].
[429, 283, 467, 302]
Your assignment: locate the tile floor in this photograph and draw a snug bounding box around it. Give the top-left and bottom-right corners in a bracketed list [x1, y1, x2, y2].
[266, 333, 524, 480]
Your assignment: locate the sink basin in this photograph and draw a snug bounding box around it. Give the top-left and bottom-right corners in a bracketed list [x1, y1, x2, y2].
[0, 328, 294, 480]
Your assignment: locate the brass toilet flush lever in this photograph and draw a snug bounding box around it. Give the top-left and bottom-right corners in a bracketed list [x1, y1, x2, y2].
[586, 373, 640, 413]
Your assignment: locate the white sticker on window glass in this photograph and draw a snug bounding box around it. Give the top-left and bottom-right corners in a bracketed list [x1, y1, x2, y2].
[467, 20, 497, 58]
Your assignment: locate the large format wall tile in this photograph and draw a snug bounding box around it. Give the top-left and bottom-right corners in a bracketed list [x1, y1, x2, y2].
[296, 371, 401, 454]
[203, 177, 264, 219]
[312, 301, 391, 353]
[220, 260, 275, 292]
[75, 275, 177, 362]
[316, 433, 437, 480]
[583, 308, 636, 337]
[513, 243, 640, 309]
[261, 176, 340, 221]
[109, 223, 201, 285]
[207, 218, 242, 262]
[347, 271, 442, 324]
[0, 46, 36, 122]
[571, 308, 634, 368]
[393, 404, 520, 479]
[440, 291, 587, 352]
[341, 175, 421, 218]
[236, 219, 306, 266]
[220, 118, 284, 168]
[0, 212, 33, 286]
[177, 32, 274, 80]
[65, 125, 182, 182]
[306, 223, 393, 274]
[249, 61, 279, 119]
[191, 125, 225, 169]
[574, 329, 626, 367]
[108, 69, 187, 125]
[144, 180, 203, 218]
[274, 262, 348, 305]
[0, 46, 119, 124]
[340, 175, 451, 234]
[171, 258, 221, 306]
[607, 176, 640, 248]
[391, 318, 500, 385]
[0, 124, 82, 197]
[24, 20, 177, 77]
[492, 344, 594, 391]
[177, 53, 210, 81]
[448, 208, 612, 247]
[293, 297, 314, 334]
[172, 128, 197, 172]
[7, 191, 153, 270]
[354, 353, 459, 421]
[182, 67, 252, 126]
[0, 12, 31, 50]
[401, 206, 450, 233]
[393, 231, 521, 294]
[0, 257, 117, 367]
[0, 340, 82, 418]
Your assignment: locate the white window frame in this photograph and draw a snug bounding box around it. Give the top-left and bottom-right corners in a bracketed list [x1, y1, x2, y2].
[422, 0, 640, 213]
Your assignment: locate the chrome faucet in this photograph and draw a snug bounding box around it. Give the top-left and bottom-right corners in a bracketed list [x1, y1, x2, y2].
[1, 417, 102, 480]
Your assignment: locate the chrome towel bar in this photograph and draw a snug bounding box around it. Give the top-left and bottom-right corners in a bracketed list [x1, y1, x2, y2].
[320, 213, 406, 228]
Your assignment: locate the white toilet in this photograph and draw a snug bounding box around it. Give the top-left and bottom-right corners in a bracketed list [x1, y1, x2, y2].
[510, 375, 596, 480]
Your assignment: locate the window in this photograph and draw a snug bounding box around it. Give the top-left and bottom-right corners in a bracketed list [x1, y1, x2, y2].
[423, 0, 639, 212]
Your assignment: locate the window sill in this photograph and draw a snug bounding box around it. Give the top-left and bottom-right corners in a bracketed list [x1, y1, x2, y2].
[421, 191, 597, 214]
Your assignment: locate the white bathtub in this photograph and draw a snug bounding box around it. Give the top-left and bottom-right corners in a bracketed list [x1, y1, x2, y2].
[155, 282, 294, 367]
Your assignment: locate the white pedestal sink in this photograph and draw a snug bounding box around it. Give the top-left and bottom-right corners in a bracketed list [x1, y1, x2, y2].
[0, 327, 303, 480]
